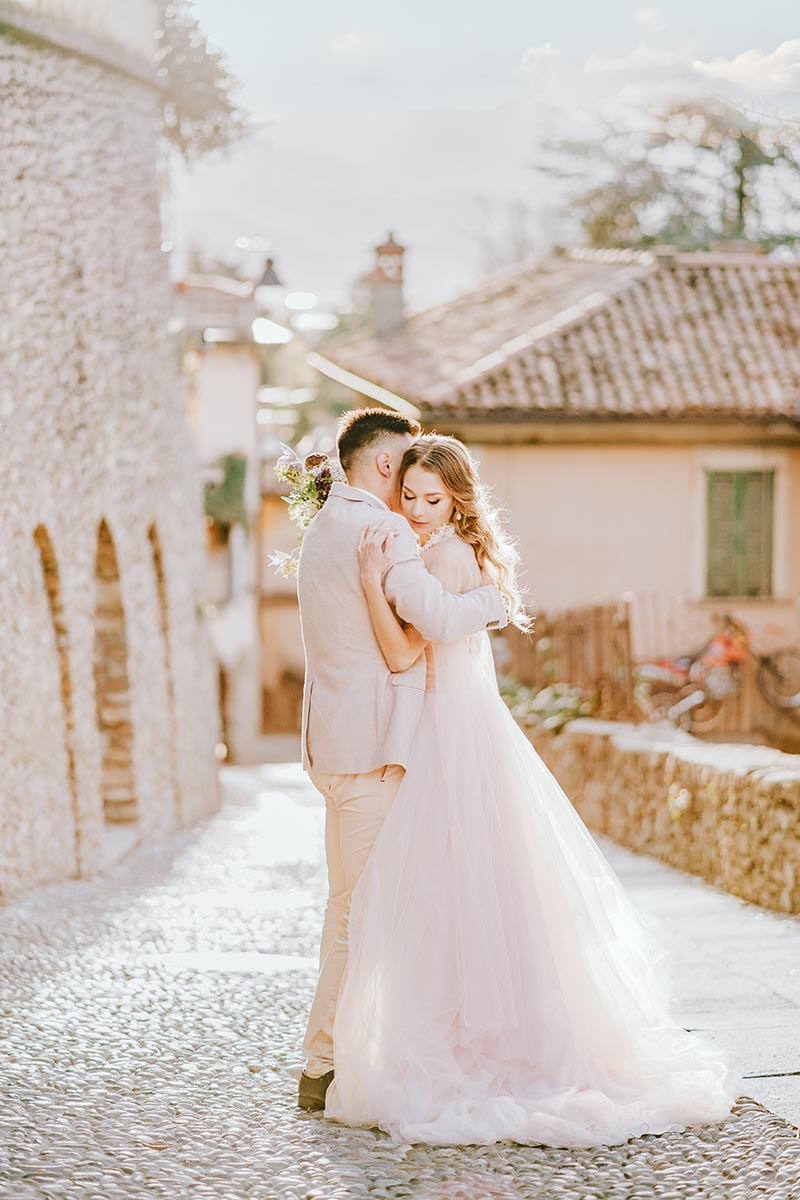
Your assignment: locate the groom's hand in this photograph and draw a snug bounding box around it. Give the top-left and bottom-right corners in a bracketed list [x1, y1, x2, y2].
[358, 520, 399, 590]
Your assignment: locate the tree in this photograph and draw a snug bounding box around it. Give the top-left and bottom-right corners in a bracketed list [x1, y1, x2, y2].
[156, 1, 249, 161]
[538, 99, 800, 250]
[466, 195, 540, 275]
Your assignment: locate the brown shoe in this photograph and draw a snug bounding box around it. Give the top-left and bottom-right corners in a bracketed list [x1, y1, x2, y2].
[298, 1068, 334, 1112]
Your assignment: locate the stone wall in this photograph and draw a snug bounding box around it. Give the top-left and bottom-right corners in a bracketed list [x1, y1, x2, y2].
[0, 23, 219, 896]
[526, 719, 800, 914]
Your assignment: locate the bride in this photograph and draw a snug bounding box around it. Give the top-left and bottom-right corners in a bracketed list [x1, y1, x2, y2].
[322, 433, 741, 1148]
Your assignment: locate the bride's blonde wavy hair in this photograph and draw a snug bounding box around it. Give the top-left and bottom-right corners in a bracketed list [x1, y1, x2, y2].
[400, 435, 532, 632]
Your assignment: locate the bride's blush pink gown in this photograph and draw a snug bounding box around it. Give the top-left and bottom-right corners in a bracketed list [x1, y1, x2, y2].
[323, 528, 741, 1147]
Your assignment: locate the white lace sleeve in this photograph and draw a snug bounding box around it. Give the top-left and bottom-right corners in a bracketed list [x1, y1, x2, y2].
[423, 536, 482, 595]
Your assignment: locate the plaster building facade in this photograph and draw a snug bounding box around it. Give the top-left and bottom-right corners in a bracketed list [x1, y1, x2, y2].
[176, 273, 264, 763]
[0, 1, 220, 897]
[311, 237, 800, 659]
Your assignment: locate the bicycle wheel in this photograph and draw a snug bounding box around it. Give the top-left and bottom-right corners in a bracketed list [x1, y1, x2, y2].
[687, 690, 725, 733]
[644, 687, 682, 724]
[650, 683, 722, 733]
[758, 650, 800, 710]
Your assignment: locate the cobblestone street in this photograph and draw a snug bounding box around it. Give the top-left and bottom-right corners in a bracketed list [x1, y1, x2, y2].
[1, 759, 799, 1200]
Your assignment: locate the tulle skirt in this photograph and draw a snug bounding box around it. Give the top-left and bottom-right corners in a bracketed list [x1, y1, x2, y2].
[324, 635, 741, 1147]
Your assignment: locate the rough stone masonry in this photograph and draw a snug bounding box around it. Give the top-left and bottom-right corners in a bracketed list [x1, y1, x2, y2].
[0, 5, 220, 897]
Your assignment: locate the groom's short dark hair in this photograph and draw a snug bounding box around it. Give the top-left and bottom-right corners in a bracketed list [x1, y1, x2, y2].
[337, 407, 421, 472]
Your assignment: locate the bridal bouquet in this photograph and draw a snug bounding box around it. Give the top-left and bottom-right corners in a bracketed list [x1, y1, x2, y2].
[269, 442, 345, 577]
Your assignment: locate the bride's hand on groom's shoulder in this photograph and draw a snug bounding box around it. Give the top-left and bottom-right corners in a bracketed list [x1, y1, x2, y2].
[358, 520, 398, 588]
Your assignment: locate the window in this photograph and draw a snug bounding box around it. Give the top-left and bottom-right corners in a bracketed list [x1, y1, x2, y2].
[706, 470, 774, 597]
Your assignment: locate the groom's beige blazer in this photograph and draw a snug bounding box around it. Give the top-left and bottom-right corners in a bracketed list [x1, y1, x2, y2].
[297, 481, 508, 777]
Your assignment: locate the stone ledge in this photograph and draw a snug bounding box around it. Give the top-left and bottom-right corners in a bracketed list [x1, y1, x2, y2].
[525, 718, 800, 914]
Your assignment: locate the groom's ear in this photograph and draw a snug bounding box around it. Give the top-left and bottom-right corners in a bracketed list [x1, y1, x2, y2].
[376, 450, 392, 478]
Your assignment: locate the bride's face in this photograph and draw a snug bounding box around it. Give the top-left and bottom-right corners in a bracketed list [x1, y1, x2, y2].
[400, 464, 455, 541]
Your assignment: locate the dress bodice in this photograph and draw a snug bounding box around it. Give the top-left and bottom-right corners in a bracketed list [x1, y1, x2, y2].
[420, 528, 486, 691]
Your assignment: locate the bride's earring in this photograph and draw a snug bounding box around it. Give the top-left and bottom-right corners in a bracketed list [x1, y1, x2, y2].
[455, 511, 462, 522]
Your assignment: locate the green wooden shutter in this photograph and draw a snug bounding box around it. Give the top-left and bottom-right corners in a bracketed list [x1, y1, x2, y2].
[706, 473, 738, 597]
[740, 471, 773, 596]
[706, 470, 773, 597]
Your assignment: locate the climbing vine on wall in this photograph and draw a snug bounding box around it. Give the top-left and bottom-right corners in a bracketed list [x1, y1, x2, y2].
[204, 454, 248, 544]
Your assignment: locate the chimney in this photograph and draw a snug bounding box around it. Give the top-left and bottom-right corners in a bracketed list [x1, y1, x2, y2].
[370, 231, 406, 336]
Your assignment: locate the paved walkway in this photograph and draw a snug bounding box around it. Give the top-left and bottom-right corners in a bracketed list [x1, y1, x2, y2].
[1, 759, 799, 1200]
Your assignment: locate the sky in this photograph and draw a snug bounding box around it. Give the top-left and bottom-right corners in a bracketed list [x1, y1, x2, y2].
[170, 2, 800, 310]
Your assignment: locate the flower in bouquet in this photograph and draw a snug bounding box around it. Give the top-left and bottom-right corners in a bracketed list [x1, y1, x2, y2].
[271, 443, 345, 577]
[274, 443, 304, 486]
[268, 548, 298, 578]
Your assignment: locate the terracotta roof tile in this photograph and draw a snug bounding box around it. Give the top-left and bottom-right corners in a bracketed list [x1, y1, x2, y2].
[319, 249, 800, 423]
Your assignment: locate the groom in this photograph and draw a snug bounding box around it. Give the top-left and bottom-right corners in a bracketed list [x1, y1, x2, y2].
[296, 407, 508, 1111]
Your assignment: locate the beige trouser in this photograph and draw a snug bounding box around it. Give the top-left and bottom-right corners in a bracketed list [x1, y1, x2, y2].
[302, 763, 405, 1077]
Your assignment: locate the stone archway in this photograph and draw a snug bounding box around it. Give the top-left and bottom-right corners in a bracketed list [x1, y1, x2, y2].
[33, 524, 82, 868]
[93, 520, 137, 824]
[147, 523, 181, 818]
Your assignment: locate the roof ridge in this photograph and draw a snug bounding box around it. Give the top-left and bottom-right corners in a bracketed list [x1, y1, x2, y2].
[426, 260, 657, 404]
[667, 252, 799, 269]
[568, 245, 799, 270]
[410, 246, 661, 325]
[404, 252, 556, 325]
[320, 249, 602, 356]
[566, 246, 655, 266]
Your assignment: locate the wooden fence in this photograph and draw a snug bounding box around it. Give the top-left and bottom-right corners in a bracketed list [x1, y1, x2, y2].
[499, 593, 800, 752]
[499, 598, 637, 721]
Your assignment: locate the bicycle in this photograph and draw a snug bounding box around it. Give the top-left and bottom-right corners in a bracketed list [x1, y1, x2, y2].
[636, 614, 800, 733]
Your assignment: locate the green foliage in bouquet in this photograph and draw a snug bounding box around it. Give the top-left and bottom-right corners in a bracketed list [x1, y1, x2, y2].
[270, 444, 342, 577]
